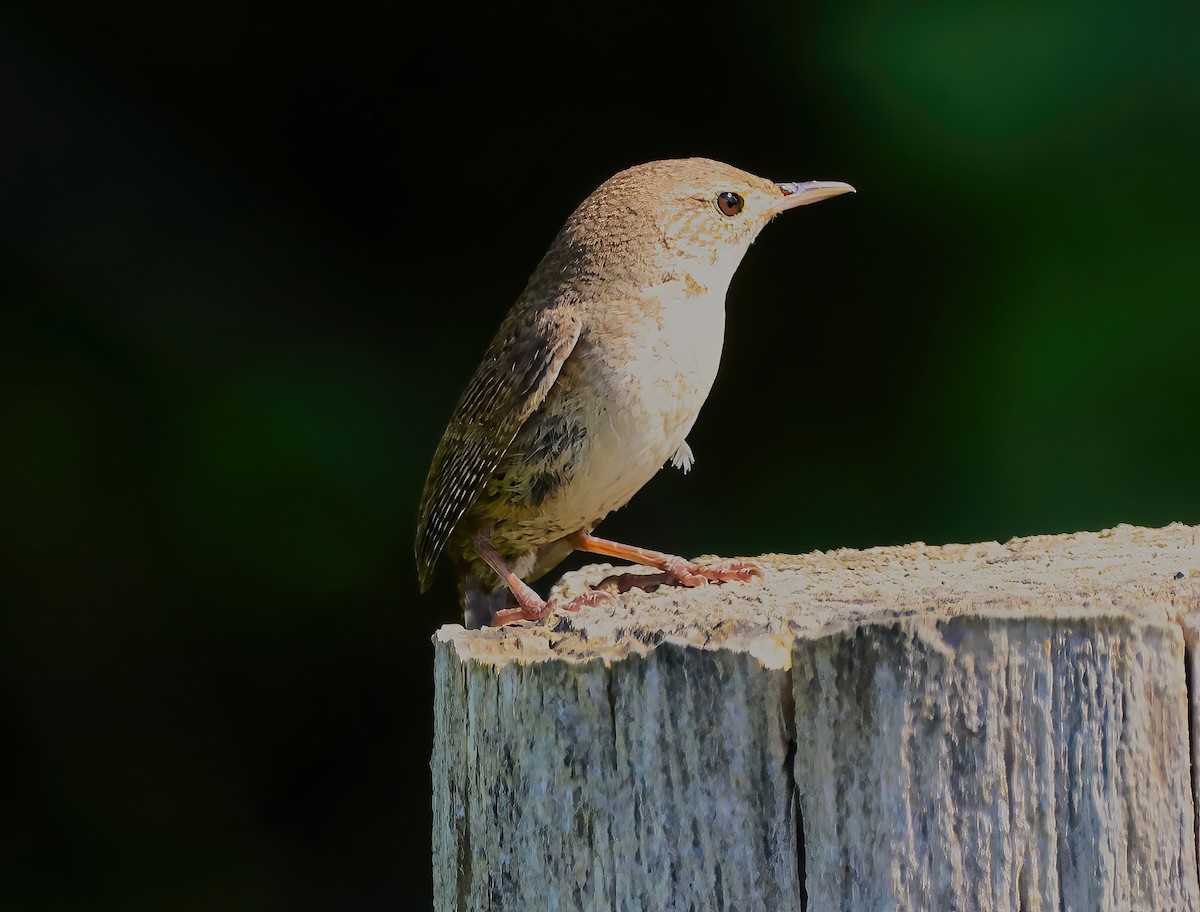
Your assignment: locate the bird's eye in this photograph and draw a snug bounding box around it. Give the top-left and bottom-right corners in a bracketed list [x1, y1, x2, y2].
[716, 191, 744, 217]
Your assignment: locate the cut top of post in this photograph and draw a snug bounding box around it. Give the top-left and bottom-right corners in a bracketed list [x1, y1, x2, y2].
[436, 523, 1200, 667]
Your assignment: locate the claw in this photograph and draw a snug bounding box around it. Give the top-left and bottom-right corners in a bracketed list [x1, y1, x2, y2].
[490, 585, 616, 626]
[696, 559, 764, 583]
[663, 557, 763, 588]
[663, 556, 710, 587]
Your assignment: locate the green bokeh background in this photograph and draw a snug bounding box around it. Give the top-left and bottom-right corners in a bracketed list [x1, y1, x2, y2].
[3, 0, 1198, 907]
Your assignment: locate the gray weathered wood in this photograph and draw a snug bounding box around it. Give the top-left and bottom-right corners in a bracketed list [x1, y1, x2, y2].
[433, 524, 1200, 911]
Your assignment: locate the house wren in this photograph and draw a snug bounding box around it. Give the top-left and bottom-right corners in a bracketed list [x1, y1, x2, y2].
[416, 158, 854, 628]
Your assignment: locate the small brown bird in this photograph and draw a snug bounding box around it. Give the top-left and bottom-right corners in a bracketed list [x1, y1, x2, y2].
[416, 158, 853, 628]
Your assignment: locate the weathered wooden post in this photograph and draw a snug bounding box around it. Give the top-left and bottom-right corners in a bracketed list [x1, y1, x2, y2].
[433, 524, 1200, 911]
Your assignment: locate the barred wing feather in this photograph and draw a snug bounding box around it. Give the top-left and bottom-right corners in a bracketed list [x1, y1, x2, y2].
[414, 307, 581, 590]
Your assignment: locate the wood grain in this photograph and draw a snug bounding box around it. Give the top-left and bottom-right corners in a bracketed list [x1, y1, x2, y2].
[433, 523, 1200, 911]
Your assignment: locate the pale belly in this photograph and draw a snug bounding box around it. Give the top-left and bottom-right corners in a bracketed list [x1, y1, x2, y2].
[487, 286, 726, 549]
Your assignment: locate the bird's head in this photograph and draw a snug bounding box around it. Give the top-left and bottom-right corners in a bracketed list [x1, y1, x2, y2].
[554, 158, 854, 292]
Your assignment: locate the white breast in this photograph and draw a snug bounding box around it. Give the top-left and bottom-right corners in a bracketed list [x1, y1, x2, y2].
[538, 281, 727, 534]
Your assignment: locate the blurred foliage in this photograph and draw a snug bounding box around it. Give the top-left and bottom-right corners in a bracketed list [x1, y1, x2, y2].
[2, 0, 1198, 907]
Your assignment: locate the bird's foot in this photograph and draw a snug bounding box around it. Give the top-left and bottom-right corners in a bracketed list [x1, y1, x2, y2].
[567, 530, 763, 591]
[491, 599, 549, 626]
[491, 589, 614, 626]
[662, 556, 764, 588]
[699, 559, 764, 583]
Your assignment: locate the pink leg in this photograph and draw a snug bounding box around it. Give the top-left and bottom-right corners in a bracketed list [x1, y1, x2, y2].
[567, 531, 762, 588]
[474, 533, 612, 626]
[474, 533, 549, 624]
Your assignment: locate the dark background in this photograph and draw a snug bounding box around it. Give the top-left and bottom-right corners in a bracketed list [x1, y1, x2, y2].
[3, 0, 1198, 908]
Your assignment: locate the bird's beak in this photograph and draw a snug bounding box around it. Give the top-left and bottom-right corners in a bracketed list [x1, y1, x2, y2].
[771, 180, 856, 213]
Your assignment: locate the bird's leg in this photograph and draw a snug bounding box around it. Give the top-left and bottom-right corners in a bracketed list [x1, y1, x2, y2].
[567, 531, 762, 589]
[474, 532, 611, 626]
[474, 533, 548, 623]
